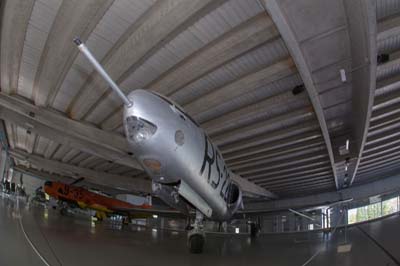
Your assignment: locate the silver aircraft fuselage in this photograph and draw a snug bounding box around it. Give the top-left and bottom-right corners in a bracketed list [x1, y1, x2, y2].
[73, 38, 242, 222]
[123, 90, 241, 221]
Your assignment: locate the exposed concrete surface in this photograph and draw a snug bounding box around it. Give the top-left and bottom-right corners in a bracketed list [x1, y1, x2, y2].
[0, 196, 48, 266]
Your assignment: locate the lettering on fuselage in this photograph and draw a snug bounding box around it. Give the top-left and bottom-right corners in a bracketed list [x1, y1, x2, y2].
[56, 184, 84, 201]
[200, 133, 230, 202]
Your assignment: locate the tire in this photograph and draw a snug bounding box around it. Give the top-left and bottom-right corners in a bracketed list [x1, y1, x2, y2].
[188, 234, 205, 254]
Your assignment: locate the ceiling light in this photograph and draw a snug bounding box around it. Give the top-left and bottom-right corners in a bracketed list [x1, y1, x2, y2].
[340, 69, 346, 82]
[292, 84, 305, 95]
[377, 54, 389, 64]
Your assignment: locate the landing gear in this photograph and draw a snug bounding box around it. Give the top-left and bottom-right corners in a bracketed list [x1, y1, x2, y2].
[58, 201, 68, 215]
[95, 211, 106, 222]
[123, 216, 130, 225]
[187, 211, 205, 253]
[249, 221, 260, 238]
[185, 217, 193, 231]
[188, 229, 205, 253]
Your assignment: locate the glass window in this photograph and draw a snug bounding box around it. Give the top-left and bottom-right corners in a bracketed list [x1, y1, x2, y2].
[348, 208, 357, 224]
[126, 116, 157, 143]
[348, 196, 399, 224]
[382, 197, 398, 215]
[367, 202, 382, 220]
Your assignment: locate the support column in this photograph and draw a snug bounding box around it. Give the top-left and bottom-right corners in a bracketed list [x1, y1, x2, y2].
[0, 150, 7, 182]
[7, 166, 13, 182]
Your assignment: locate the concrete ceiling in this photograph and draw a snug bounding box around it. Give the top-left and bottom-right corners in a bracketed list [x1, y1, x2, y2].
[0, 0, 398, 199]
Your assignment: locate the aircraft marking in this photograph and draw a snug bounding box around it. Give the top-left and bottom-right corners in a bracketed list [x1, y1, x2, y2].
[200, 133, 231, 203]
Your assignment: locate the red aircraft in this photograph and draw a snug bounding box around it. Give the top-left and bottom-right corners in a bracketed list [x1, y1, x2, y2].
[44, 180, 153, 221]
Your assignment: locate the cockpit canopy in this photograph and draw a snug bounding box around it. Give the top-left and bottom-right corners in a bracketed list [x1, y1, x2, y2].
[126, 116, 157, 143]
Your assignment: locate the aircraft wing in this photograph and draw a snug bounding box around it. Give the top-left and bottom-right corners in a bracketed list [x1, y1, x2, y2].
[111, 206, 190, 218]
[231, 173, 277, 199]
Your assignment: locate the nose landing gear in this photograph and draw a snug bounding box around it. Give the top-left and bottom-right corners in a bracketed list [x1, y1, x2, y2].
[188, 228, 205, 253]
[250, 222, 260, 238]
[187, 211, 205, 253]
[249, 218, 261, 238]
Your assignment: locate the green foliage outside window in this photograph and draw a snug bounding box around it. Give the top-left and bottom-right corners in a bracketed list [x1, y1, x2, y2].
[348, 196, 399, 224]
[382, 197, 398, 215]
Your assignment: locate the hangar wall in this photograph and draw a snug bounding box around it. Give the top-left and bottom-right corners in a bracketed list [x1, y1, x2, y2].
[21, 173, 44, 196]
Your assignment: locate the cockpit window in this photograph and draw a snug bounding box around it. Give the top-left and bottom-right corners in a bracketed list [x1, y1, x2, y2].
[126, 116, 157, 143]
[150, 92, 200, 127]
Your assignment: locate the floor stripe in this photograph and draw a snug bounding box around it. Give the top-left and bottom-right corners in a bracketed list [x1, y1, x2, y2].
[18, 212, 52, 266]
[300, 209, 346, 266]
[357, 226, 400, 266]
[301, 249, 322, 266]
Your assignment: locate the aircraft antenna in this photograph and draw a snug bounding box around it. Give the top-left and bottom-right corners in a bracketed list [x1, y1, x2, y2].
[73, 38, 133, 107]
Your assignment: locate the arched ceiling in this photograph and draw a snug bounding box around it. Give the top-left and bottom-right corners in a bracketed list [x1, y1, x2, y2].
[1, 0, 399, 199]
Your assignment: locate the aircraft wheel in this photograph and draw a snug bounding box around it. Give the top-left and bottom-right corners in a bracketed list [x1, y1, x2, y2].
[188, 233, 205, 254]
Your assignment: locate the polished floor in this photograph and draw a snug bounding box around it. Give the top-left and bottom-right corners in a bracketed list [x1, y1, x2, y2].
[1, 195, 399, 266]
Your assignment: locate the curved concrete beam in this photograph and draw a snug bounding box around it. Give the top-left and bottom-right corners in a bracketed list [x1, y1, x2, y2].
[0, 92, 142, 170]
[98, 13, 280, 130]
[0, 0, 35, 94]
[245, 173, 400, 212]
[185, 58, 296, 116]
[15, 166, 131, 195]
[68, 0, 226, 120]
[10, 149, 151, 194]
[33, 0, 114, 107]
[345, 0, 377, 185]
[261, 0, 339, 188]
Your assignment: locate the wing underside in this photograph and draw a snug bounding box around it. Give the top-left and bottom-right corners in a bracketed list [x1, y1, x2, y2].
[231, 174, 277, 199]
[111, 206, 190, 218]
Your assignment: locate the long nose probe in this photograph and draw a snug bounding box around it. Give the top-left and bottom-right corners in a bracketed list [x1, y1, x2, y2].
[73, 38, 133, 107]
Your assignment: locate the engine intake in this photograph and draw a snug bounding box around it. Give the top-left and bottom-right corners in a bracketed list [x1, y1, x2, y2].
[227, 182, 242, 215]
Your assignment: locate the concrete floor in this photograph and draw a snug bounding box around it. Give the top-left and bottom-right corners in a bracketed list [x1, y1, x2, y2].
[1, 195, 399, 266]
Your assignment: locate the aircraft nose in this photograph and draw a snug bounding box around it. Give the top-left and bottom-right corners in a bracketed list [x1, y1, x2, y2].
[126, 116, 157, 143]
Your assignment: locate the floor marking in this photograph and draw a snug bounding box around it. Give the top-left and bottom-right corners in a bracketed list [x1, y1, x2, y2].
[301, 250, 322, 266]
[34, 213, 64, 266]
[300, 209, 346, 266]
[18, 208, 52, 266]
[19, 217, 52, 266]
[337, 243, 352, 253]
[357, 226, 400, 266]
